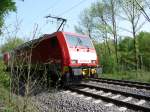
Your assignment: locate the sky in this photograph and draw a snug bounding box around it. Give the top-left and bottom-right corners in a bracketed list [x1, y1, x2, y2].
[3, 0, 97, 41]
[2, 0, 150, 44]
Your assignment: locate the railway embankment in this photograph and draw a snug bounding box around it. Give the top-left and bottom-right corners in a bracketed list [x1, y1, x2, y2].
[31, 80, 150, 112]
[0, 61, 150, 112]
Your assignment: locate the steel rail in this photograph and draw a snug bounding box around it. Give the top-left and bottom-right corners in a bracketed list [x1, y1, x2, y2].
[89, 78, 150, 90]
[78, 83, 150, 100]
[65, 86, 150, 112]
[97, 78, 150, 86]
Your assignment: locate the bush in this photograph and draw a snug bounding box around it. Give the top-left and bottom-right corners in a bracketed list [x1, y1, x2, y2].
[0, 61, 10, 89]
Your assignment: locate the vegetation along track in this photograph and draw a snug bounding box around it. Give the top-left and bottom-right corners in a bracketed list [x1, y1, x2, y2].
[89, 78, 150, 90]
[64, 83, 150, 112]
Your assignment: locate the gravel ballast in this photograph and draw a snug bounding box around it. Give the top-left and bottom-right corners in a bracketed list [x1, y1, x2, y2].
[86, 81, 150, 97]
[31, 88, 137, 112]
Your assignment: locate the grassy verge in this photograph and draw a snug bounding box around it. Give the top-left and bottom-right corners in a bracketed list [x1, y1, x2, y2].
[0, 61, 38, 112]
[1, 60, 150, 111]
[0, 85, 12, 112]
[0, 61, 13, 112]
[101, 70, 150, 83]
[0, 83, 39, 112]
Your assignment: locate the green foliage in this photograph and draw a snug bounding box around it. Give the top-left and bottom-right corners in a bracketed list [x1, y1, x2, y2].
[118, 37, 135, 70]
[138, 32, 150, 70]
[95, 31, 150, 73]
[118, 32, 150, 71]
[0, 61, 12, 111]
[119, 37, 134, 52]
[0, 61, 10, 89]
[101, 70, 150, 83]
[76, 0, 150, 74]
[0, 37, 24, 53]
[0, 84, 13, 112]
[0, 0, 16, 30]
[94, 40, 118, 73]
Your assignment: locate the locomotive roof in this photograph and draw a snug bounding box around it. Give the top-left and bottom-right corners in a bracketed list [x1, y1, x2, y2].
[14, 35, 47, 52]
[14, 31, 89, 52]
[13, 31, 58, 51]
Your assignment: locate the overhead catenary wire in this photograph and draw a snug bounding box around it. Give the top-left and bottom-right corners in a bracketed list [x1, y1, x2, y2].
[58, 0, 89, 16]
[134, 0, 150, 22]
[141, 11, 150, 22]
[28, 0, 91, 35]
[42, 0, 62, 15]
[28, 0, 62, 27]
[43, 0, 89, 32]
[32, 0, 87, 33]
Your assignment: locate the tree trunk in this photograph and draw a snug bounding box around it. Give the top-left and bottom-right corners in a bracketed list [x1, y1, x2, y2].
[101, 15, 111, 55]
[133, 31, 139, 71]
[111, 0, 118, 65]
[132, 0, 139, 71]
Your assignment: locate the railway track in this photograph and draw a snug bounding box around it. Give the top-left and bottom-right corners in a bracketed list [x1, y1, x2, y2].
[89, 78, 150, 90]
[64, 83, 150, 112]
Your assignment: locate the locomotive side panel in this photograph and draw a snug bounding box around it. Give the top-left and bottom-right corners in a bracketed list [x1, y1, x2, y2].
[31, 37, 62, 64]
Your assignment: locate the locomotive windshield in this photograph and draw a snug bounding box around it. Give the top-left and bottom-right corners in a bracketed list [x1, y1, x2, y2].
[65, 34, 94, 48]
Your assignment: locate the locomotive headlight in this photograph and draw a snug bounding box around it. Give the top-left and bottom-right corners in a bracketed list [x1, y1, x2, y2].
[91, 60, 96, 64]
[71, 60, 78, 64]
[91, 68, 96, 74]
[82, 69, 88, 75]
[82, 70, 86, 75]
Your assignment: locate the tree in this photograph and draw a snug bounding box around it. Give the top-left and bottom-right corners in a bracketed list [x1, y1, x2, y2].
[118, 32, 150, 71]
[110, 0, 119, 64]
[119, 0, 146, 70]
[91, 1, 111, 54]
[137, 32, 150, 70]
[0, 0, 16, 33]
[0, 37, 24, 53]
[119, 37, 135, 70]
[74, 8, 94, 38]
[75, 0, 120, 72]
[101, 0, 119, 65]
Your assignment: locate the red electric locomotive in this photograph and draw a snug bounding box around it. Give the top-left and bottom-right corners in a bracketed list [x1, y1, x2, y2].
[4, 31, 100, 85]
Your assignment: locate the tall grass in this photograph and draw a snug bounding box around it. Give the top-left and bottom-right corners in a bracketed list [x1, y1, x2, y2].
[101, 70, 150, 83]
[0, 61, 13, 112]
[0, 61, 39, 112]
[0, 61, 10, 89]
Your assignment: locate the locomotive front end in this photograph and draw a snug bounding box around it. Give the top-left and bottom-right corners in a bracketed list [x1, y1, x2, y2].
[63, 33, 100, 82]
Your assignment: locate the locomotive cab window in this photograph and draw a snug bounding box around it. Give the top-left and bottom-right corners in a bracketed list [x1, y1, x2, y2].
[65, 34, 94, 48]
